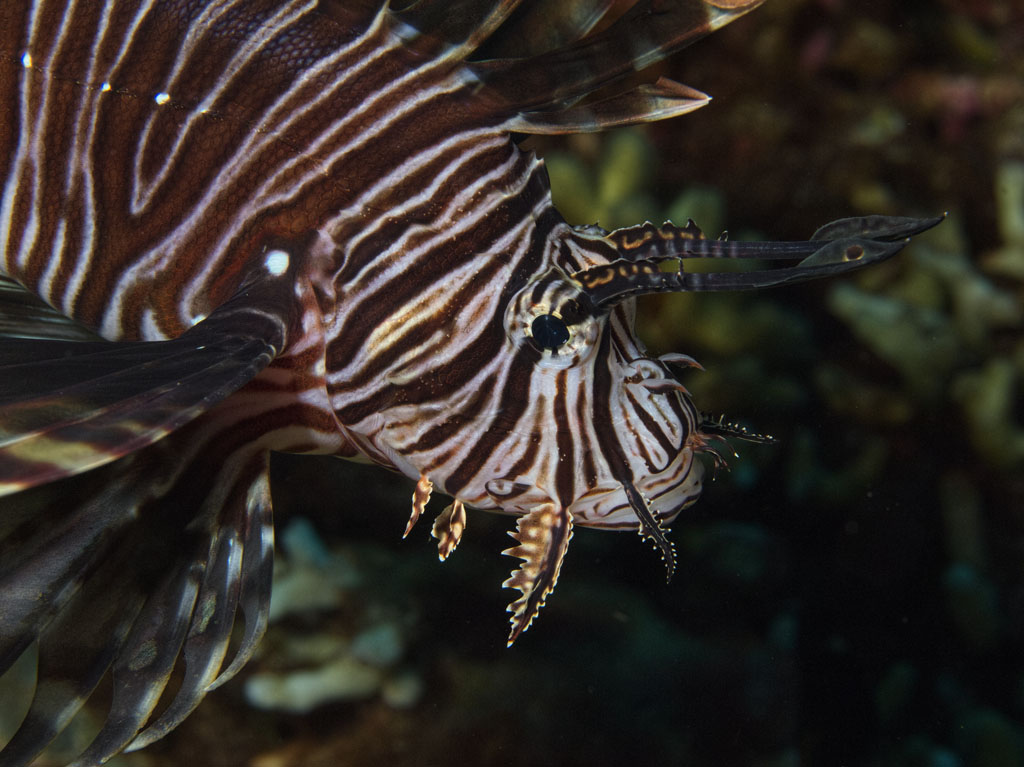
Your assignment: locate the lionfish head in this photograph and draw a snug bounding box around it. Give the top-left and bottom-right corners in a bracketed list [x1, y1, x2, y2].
[391, 210, 941, 644]
[497, 245, 704, 547]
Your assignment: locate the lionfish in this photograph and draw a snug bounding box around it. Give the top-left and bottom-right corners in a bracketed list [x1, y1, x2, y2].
[0, 1, 938, 764]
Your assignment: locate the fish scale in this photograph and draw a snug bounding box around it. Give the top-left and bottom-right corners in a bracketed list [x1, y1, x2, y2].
[0, 2, 940, 765]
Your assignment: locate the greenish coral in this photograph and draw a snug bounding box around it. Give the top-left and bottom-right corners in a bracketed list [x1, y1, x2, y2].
[952, 357, 1024, 469]
[826, 210, 1024, 468]
[986, 162, 1024, 280]
[245, 518, 422, 715]
[827, 281, 961, 400]
[544, 128, 658, 230]
[814, 363, 914, 425]
[785, 428, 890, 505]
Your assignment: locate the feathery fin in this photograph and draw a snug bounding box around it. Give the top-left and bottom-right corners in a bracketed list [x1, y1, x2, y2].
[0, 270, 289, 764]
[431, 499, 467, 561]
[0, 526, 148, 767]
[392, 0, 522, 52]
[475, 0, 617, 59]
[0, 446, 275, 766]
[391, 0, 764, 133]
[404, 475, 434, 538]
[0, 276, 100, 342]
[471, 0, 765, 119]
[126, 500, 248, 751]
[0, 467, 146, 674]
[502, 504, 574, 645]
[507, 77, 710, 134]
[67, 559, 202, 766]
[0, 278, 290, 496]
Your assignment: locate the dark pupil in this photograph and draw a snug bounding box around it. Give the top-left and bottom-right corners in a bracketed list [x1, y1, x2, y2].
[531, 314, 570, 350]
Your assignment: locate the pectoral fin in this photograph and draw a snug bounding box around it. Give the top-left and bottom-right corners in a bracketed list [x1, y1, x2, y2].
[0, 278, 290, 495]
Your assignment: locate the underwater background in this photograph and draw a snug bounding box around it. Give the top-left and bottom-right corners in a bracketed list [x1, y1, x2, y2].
[2, 0, 1022, 764]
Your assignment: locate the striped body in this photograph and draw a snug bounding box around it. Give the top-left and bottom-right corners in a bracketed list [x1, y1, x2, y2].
[2, 2, 469, 340]
[0, 0, 704, 520]
[1, 2, 940, 765]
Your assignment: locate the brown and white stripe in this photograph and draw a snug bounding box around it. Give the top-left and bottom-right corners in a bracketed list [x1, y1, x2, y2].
[0, 2, 791, 763]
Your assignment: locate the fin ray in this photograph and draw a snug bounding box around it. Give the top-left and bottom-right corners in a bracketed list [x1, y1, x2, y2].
[0, 281, 290, 496]
[0, 426, 275, 765]
[431, 499, 467, 560]
[127, 457, 269, 751]
[472, 0, 764, 117]
[475, 0, 617, 59]
[209, 473, 275, 687]
[0, 276, 100, 342]
[127, 509, 246, 751]
[393, 0, 523, 52]
[508, 77, 710, 134]
[0, 522, 149, 767]
[502, 504, 574, 645]
[68, 561, 202, 767]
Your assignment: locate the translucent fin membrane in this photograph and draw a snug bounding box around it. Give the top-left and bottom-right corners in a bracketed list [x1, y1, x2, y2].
[0, 275, 291, 496]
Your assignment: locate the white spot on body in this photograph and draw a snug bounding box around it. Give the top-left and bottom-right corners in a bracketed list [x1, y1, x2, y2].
[391, 19, 419, 42]
[264, 249, 290, 276]
[141, 308, 164, 341]
[21, 52, 32, 68]
[155, 92, 171, 105]
[100, 82, 112, 93]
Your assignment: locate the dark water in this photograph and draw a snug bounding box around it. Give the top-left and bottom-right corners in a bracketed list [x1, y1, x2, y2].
[4, 2, 1022, 765]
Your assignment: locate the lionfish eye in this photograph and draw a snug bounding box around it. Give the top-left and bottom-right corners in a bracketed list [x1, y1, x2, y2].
[530, 313, 570, 350]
